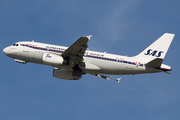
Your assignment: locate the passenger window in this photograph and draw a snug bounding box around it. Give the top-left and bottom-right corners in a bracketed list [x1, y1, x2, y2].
[16, 44, 18, 46]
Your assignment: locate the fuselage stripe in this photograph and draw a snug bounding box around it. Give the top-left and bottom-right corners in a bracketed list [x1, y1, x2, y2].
[20, 44, 144, 67]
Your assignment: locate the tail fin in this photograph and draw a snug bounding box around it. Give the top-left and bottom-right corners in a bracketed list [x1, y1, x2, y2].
[134, 33, 175, 64]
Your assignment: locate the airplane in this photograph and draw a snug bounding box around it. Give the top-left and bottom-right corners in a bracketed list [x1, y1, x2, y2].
[3, 33, 175, 82]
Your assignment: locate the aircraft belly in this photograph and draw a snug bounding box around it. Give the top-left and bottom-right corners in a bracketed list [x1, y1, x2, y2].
[84, 57, 146, 75]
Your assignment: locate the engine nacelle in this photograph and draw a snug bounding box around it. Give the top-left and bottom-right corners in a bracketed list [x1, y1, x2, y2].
[42, 53, 67, 66]
[53, 68, 82, 80]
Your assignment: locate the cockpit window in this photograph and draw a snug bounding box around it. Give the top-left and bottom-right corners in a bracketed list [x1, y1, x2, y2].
[13, 44, 18, 46]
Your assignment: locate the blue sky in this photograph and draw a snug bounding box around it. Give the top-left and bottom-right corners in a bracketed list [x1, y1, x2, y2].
[1, 0, 180, 120]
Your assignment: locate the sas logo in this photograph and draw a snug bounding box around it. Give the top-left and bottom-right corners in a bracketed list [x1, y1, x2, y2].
[46, 54, 52, 58]
[144, 49, 163, 57]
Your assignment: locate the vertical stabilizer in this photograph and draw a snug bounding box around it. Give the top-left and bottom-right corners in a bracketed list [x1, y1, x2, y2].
[134, 33, 175, 63]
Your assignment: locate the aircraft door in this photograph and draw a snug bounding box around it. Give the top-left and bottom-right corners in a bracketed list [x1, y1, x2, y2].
[126, 58, 133, 69]
[23, 45, 29, 52]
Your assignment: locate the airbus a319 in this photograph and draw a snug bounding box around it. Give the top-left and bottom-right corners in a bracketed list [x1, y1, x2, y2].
[3, 33, 175, 82]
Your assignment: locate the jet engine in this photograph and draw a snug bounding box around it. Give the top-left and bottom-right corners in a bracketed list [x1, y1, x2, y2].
[53, 68, 82, 80]
[42, 53, 67, 66]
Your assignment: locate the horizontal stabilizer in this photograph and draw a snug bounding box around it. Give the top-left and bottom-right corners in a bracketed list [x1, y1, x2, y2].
[145, 58, 163, 68]
[161, 70, 171, 74]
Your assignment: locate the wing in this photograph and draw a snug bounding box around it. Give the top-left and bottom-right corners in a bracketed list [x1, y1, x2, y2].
[62, 35, 92, 67]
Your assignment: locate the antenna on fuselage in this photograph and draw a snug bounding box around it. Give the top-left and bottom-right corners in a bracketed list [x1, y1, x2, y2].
[32, 40, 34, 42]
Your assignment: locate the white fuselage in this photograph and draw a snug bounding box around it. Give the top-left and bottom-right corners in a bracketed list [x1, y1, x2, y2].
[3, 41, 166, 75]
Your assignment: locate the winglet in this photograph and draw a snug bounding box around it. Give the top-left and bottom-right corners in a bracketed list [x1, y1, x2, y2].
[86, 35, 92, 40]
[116, 78, 121, 83]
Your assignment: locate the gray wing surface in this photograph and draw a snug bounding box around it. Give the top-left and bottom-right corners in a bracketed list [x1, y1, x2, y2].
[62, 35, 92, 66]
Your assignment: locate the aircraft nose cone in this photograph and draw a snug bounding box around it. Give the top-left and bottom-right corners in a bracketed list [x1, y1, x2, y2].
[3, 47, 9, 55]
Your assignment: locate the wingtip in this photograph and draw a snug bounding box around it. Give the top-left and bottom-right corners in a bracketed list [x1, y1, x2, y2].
[86, 35, 92, 40]
[164, 33, 175, 36]
[116, 78, 121, 83]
